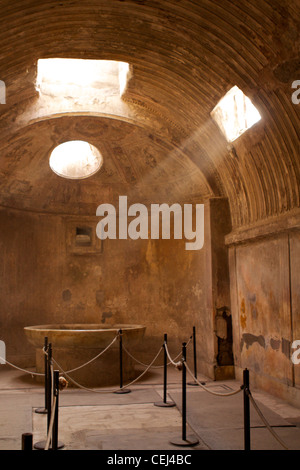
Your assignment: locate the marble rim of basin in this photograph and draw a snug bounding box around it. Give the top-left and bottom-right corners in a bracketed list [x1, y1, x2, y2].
[24, 324, 146, 349]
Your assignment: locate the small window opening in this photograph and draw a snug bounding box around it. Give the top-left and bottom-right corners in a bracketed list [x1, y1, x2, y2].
[211, 85, 261, 142]
[75, 227, 92, 247]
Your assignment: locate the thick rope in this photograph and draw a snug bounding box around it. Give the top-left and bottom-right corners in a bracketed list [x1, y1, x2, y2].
[185, 360, 289, 449]
[122, 335, 192, 370]
[120, 346, 163, 390]
[184, 362, 242, 397]
[247, 390, 290, 450]
[0, 334, 191, 376]
[122, 344, 183, 369]
[44, 363, 55, 451]
[164, 343, 183, 369]
[51, 335, 118, 374]
[44, 394, 57, 451]
[53, 345, 163, 393]
[0, 356, 44, 376]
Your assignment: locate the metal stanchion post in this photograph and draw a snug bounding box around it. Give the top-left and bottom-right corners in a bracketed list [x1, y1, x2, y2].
[243, 368, 251, 450]
[52, 370, 64, 450]
[188, 326, 205, 386]
[114, 329, 131, 394]
[35, 336, 49, 414]
[182, 342, 187, 440]
[22, 433, 33, 450]
[47, 343, 52, 433]
[34, 346, 64, 450]
[34, 342, 52, 450]
[170, 343, 199, 447]
[154, 334, 175, 407]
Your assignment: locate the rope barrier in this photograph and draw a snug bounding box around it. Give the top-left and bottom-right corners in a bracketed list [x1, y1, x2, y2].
[184, 362, 242, 397]
[122, 345, 159, 368]
[51, 335, 119, 374]
[44, 395, 57, 451]
[2, 330, 293, 451]
[247, 390, 290, 450]
[0, 356, 44, 376]
[185, 361, 290, 450]
[122, 335, 192, 370]
[0, 332, 191, 377]
[52, 345, 164, 393]
[164, 343, 183, 369]
[1, 337, 114, 380]
[122, 342, 188, 369]
[120, 346, 163, 390]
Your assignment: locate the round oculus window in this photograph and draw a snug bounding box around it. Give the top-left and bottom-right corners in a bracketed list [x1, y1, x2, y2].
[49, 140, 103, 179]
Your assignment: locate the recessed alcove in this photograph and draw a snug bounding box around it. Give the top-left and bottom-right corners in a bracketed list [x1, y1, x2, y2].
[75, 226, 92, 247]
[65, 218, 102, 255]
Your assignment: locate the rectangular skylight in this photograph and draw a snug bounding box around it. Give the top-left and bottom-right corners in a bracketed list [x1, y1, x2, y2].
[36, 58, 130, 98]
[211, 85, 261, 142]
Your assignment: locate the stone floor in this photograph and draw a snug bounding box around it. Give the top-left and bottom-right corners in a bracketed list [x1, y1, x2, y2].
[1, 358, 300, 453]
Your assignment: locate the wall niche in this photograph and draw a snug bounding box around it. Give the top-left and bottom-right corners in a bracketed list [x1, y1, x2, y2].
[65, 218, 102, 255]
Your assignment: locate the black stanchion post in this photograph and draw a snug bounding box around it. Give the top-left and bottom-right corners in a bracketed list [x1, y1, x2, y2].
[154, 334, 175, 407]
[170, 342, 199, 447]
[243, 368, 251, 451]
[34, 346, 64, 450]
[114, 329, 131, 394]
[182, 342, 187, 440]
[45, 337, 49, 411]
[52, 370, 64, 450]
[34, 343, 53, 450]
[47, 342, 52, 433]
[22, 433, 33, 450]
[188, 326, 205, 386]
[35, 336, 48, 414]
[52, 369, 59, 450]
[192, 326, 197, 380]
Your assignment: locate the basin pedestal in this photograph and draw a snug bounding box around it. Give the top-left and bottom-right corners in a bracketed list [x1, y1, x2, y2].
[24, 324, 146, 388]
[35, 346, 135, 387]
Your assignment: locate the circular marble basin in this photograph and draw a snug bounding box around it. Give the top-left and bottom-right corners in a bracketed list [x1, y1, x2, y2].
[24, 323, 146, 349]
[24, 324, 146, 387]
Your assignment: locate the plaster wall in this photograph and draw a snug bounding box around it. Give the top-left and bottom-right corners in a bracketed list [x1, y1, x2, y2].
[0, 202, 219, 378]
[229, 227, 300, 406]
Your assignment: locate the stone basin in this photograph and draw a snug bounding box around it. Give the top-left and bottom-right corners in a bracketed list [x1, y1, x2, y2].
[24, 324, 146, 387]
[24, 323, 146, 349]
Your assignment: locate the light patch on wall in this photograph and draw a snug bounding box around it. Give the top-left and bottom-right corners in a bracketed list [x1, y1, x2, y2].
[49, 140, 103, 179]
[0, 340, 6, 364]
[36, 58, 130, 98]
[0, 80, 6, 104]
[211, 86, 261, 142]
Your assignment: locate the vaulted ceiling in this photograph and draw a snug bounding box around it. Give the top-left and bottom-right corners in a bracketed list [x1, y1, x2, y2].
[0, 0, 299, 229]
